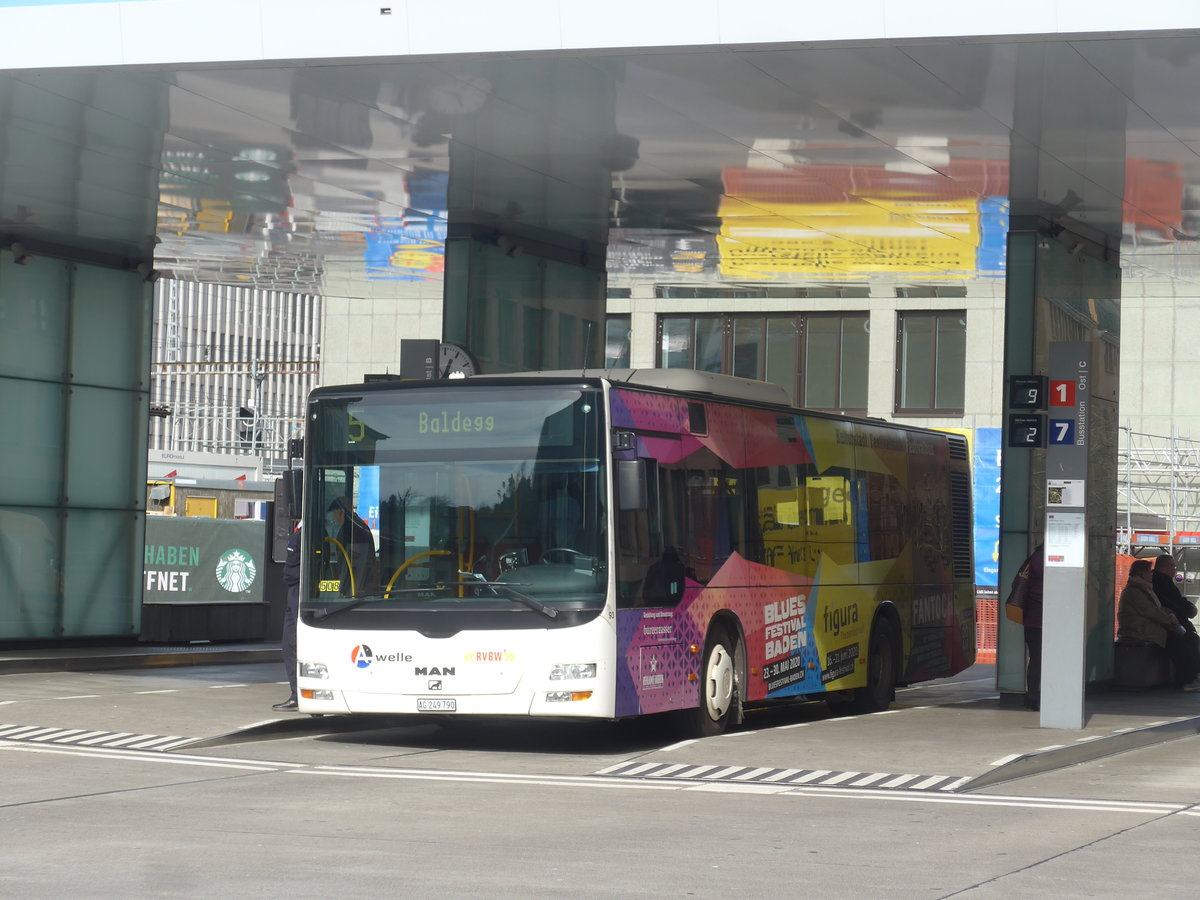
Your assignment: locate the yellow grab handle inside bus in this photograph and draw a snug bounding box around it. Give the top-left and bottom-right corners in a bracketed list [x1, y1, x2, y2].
[323, 535, 356, 597]
[385, 550, 452, 597]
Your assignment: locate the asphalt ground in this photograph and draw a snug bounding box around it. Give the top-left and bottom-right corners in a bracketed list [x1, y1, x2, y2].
[6, 647, 1200, 899]
[2, 644, 1199, 794]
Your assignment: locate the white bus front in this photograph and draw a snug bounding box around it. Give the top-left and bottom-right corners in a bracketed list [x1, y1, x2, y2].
[295, 380, 615, 719]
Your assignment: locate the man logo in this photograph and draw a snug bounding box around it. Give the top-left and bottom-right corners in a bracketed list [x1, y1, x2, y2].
[215, 549, 257, 593]
[351, 645, 374, 668]
[428, 680, 442, 691]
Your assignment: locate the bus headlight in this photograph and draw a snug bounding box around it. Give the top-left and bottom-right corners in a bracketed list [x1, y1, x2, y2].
[301, 689, 334, 701]
[549, 663, 597, 680]
[299, 662, 328, 679]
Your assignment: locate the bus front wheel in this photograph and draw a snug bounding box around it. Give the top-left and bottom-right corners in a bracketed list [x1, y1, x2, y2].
[692, 628, 739, 737]
[829, 619, 896, 715]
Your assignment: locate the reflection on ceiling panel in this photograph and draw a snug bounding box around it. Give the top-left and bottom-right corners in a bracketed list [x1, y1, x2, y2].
[7, 36, 1200, 295]
[715, 164, 1009, 280]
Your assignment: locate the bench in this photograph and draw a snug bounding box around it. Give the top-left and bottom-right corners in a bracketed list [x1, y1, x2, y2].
[1113, 640, 1174, 689]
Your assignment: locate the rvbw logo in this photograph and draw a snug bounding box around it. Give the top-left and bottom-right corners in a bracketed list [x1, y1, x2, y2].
[215, 549, 257, 593]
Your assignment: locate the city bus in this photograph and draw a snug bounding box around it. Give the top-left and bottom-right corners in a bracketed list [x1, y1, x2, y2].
[294, 369, 974, 734]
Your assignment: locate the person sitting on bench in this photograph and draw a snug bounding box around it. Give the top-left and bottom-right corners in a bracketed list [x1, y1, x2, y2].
[1117, 558, 1200, 691]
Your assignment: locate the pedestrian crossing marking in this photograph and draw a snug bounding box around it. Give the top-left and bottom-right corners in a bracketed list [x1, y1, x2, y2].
[3, 722, 979, 791]
[0, 723, 190, 752]
[594, 760, 967, 792]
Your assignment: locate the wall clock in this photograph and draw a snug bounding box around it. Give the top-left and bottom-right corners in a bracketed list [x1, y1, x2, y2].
[439, 342, 478, 378]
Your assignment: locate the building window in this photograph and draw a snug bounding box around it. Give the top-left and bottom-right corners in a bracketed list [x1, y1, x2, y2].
[693, 317, 724, 373]
[656, 313, 868, 414]
[659, 316, 695, 369]
[895, 311, 966, 415]
[803, 314, 869, 412]
[605, 315, 631, 368]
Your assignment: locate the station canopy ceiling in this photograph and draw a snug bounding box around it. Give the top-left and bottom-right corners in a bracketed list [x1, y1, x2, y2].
[3, 33, 1200, 298]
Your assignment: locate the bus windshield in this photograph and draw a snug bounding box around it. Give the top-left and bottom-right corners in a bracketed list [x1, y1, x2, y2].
[303, 385, 607, 616]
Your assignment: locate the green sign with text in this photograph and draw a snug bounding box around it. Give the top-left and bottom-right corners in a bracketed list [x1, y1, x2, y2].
[143, 517, 265, 605]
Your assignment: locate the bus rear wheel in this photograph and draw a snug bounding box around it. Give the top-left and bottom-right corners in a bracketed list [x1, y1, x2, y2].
[828, 619, 896, 715]
[692, 628, 739, 737]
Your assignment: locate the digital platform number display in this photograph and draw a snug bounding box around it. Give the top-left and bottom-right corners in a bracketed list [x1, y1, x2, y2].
[1007, 413, 1046, 448]
[1008, 375, 1047, 411]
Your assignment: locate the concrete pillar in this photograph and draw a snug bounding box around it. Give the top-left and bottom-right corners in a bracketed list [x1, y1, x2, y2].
[998, 42, 1126, 724]
[442, 59, 627, 372]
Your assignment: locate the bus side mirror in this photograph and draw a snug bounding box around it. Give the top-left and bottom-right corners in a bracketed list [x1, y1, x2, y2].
[280, 469, 303, 520]
[617, 459, 647, 511]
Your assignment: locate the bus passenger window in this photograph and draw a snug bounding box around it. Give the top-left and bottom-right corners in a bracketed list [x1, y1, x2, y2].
[806, 476, 851, 526]
[641, 547, 687, 606]
[866, 471, 905, 562]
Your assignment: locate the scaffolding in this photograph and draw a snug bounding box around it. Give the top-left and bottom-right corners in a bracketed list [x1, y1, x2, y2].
[1116, 424, 1200, 557]
[156, 404, 302, 475]
[147, 279, 320, 477]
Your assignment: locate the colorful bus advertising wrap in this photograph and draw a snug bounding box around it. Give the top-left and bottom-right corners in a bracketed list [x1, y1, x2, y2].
[610, 387, 973, 717]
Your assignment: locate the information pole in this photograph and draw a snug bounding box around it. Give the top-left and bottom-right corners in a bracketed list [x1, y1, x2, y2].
[1041, 341, 1091, 729]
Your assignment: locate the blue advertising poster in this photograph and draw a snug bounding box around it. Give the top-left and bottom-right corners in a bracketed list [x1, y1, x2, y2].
[357, 466, 380, 531]
[977, 197, 1009, 278]
[363, 170, 448, 281]
[364, 215, 446, 281]
[973, 427, 1002, 587]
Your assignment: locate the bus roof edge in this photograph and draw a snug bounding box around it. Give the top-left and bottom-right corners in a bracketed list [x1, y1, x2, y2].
[472, 368, 792, 406]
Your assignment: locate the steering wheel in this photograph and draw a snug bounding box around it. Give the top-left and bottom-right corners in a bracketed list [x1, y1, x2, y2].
[539, 547, 584, 565]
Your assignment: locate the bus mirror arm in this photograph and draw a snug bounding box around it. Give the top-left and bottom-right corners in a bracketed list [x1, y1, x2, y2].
[612, 430, 636, 452]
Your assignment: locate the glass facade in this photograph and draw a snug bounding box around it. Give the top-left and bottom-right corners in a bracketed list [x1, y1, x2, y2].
[0, 256, 151, 639]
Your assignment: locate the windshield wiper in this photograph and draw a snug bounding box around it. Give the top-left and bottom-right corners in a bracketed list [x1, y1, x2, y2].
[308, 580, 561, 622]
[308, 588, 440, 620]
[458, 571, 559, 620]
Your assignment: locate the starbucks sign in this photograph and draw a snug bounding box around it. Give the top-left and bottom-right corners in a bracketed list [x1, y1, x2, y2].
[215, 548, 258, 593]
[144, 518, 265, 605]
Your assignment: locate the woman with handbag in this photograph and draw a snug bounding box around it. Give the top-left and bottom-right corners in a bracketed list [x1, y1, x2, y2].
[1006, 545, 1045, 710]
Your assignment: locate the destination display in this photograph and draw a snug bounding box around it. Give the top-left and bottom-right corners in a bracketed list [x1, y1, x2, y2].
[334, 389, 590, 452]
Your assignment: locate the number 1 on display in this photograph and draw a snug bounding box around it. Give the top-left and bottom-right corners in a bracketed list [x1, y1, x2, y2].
[1050, 380, 1075, 407]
